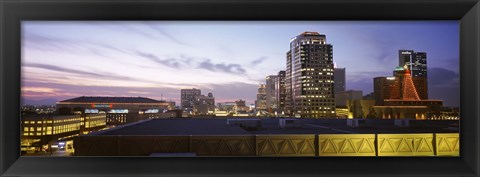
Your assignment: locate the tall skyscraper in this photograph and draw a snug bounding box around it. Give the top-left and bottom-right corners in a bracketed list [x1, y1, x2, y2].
[398, 50, 428, 99]
[334, 68, 346, 93]
[255, 84, 267, 111]
[265, 75, 278, 112]
[285, 32, 335, 118]
[399, 50, 427, 77]
[275, 71, 287, 113]
[180, 88, 201, 110]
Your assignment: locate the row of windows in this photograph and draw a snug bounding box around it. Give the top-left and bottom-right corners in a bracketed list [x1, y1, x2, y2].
[22, 122, 104, 136]
[297, 110, 336, 114]
[299, 49, 332, 53]
[302, 83, 333, 87]
[301, 90, 334, 95]
[296, 103, 335, 107]
[298, 80, 334, 83]
[23, 120, 52, 124]
[107, 117, 126, 123]
[295, 98, 335, 102]
[85, 120, 107, 128]
[23, 117, 82, 124]
[300, 95, 333, 98]
[24, 126, 52, 132]
[55, 118, 82, 123]
[34, 124, 80, 135]
[23, 132, 42, 136]
[301, 77, 334, 83]
[299, 57, 332, 62]
[85, 115, 107, 120]
[302, 87, 331, 91]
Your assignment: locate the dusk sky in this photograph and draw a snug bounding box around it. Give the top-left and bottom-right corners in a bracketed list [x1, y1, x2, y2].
[21, 21, 459, 106]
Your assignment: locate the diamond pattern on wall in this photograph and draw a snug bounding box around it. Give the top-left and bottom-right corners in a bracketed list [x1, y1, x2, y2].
[74, 133, 458, 157]
[191, 136, 255, 156]
[435, 133, 459, 156]
[377, 134, 434, 156]
[318, 134, 375, 156]
[256, 135, 316, 156]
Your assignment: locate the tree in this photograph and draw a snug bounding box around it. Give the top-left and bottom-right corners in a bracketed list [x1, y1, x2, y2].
[366, 107, 377, 119]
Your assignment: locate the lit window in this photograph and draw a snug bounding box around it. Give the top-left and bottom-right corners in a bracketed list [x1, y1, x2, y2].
[24, 127, 29, 131]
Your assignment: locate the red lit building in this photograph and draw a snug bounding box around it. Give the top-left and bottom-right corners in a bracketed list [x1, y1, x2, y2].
[372, 66, 442, 120]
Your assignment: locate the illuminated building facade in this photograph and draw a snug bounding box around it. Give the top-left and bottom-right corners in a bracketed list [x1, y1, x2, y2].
[399, 50, 427, 77]
[255, 84, 267, 111]
[56, 96, 173, 125]
[181, 88, 202, 110]
[235, 99, 249, 113]
[374, 66, 429, 105]
[411, 77, 428, 100]
[21, 113, 107, 152]
[275, 71, 287, 113]
[82, 113, 108, 134]
[398, 50, 428, 99]
[335, 107, 349, 118]
[285, 32, 335, 118]
[217, 102, 236, 112]
[265, 75, 278, 112]
[372, 66, 442, 119]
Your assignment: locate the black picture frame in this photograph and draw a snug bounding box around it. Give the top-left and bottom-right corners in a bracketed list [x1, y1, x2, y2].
[1, 0, 479, 176]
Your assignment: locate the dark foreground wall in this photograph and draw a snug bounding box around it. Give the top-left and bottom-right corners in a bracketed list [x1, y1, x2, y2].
[75, 133, 459, 157]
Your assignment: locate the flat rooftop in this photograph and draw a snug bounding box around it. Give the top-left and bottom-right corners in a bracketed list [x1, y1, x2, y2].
[59, 96, 164, 103]
[94, 118, 459, 136]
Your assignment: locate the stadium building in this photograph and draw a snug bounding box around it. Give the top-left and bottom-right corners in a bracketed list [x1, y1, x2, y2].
[56, 96, 176, 125]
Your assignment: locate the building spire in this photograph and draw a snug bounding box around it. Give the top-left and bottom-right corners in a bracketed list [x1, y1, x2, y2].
[402, 65, 420, 100]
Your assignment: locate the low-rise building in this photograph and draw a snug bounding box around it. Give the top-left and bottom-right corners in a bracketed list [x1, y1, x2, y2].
[21, 113, 107, 153]
[193, 93, 215, 115]
[56, 96, 173, 125]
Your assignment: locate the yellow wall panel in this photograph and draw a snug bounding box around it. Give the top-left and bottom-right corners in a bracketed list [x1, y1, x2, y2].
[435, 133, 459, 156]
[377, 134, 434, 156]
[256, 135, 316, 156]
[318, 134, 376, 156]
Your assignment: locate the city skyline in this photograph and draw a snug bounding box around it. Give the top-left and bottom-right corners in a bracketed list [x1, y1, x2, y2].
[22, 21, 459, 106]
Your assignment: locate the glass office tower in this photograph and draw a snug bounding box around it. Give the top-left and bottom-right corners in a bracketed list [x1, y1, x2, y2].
[285, 32, 335, 118]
